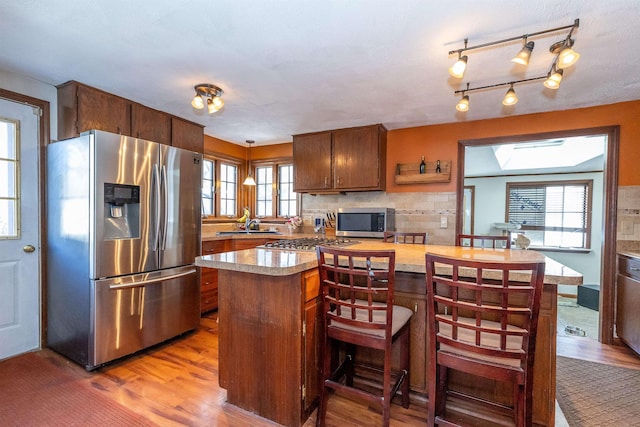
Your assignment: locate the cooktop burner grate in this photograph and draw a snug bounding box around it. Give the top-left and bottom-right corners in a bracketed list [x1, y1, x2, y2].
[259, 237, 358, 251]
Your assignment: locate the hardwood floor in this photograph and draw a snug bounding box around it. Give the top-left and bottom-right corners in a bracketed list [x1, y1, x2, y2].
[35, 311, 640, 426]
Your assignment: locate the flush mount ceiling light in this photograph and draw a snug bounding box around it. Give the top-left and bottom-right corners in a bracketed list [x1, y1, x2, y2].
[191, 83, 225, 114]
[242, 140, 256, 186]
[449, 19, 580, 111]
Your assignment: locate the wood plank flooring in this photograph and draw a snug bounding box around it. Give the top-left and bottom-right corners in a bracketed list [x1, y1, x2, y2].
[34, 311, 640, 426]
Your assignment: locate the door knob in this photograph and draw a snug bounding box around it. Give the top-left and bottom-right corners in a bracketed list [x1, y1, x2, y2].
[23, 245, 36, 253]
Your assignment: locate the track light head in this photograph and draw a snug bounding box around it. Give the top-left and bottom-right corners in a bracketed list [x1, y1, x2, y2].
[544, 68, 564, 89]
[456, 94, 470, 112]
[512, 40, 535, 65]
[550, 38, 580, 69]
[449, 54, 468, 78]
[502, 85, 518, 106]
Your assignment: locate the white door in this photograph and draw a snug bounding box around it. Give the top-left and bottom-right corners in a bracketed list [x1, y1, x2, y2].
[0, 98, 40, 360]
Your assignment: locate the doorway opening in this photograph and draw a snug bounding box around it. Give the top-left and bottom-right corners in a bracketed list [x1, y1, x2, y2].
[456, 126, 620, 344]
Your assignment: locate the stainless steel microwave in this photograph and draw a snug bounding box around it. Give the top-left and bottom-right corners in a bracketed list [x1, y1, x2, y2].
[336, 207, 395, 238]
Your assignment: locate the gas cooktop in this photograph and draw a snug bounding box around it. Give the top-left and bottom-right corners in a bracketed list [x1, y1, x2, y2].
[259, 237, 358, 251]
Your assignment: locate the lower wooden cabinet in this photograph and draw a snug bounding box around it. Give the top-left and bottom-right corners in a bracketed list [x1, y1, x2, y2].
[617, 254, 640, 355]
[200, 240, 229, 313]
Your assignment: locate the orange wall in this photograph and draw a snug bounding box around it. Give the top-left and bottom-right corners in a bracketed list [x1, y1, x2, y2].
[204, 100, 640, 190]
[204, 135, 292, 160]
[387, 100, 640, 192]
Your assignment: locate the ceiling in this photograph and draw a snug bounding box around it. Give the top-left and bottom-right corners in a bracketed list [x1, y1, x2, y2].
[1, 1, 639, 146]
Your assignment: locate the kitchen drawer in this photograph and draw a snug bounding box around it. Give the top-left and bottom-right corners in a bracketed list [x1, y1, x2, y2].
[202, 240, 228, 255]
[303, 269, 320, 302]
[619, 255, 640, 280]
[201, 288, 218, 313]
[201, 268, 218, 292]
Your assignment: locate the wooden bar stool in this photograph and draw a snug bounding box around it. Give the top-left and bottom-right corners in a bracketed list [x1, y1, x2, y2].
[456, 233, 511, 249]
[315, 246, 412, 427]
[383, 231, 428, 244]
[425, 253, 545, 426]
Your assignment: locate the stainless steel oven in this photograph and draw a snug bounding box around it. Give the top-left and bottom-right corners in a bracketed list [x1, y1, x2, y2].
[336, 207, 394, 238]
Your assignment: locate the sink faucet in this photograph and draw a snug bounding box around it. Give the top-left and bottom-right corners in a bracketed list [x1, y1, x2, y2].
[248, 219, 260, 232]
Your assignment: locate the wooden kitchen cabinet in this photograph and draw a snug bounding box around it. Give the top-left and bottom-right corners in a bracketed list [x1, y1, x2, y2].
[131, 103, 171, 145]
[57, 80, 204, 153]
[218, 267, 321, 426]
[200, 240, 230, 313]
[333, 124, 386, 191]
[293, 131, 333, 192]
[293, 124, 387, 193]
[171, 116, 204, 153]
[617, 254, 640, 355]
[57, 80, 131, 140]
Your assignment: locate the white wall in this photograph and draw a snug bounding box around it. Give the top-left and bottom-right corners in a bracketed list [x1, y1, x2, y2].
[0, 68, 57, 140]
[465, 172, 604, 294]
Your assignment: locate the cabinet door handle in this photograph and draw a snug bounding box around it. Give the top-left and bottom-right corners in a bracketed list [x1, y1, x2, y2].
[414, 302, 418, 313]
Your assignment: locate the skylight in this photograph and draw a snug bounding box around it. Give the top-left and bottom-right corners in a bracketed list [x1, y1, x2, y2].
[492, 136, 605, 171]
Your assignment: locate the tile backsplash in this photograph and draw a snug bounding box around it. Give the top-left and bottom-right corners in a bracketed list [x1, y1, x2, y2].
[617, 185, 640, 251]
[301, 191, 457, 245]
[301, 185, 640, 249]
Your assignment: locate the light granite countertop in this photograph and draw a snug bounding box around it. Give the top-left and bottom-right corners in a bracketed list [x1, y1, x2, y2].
[196, 240, 583, 285]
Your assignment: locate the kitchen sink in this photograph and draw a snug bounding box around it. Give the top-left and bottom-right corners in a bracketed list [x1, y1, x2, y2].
[216, 230, 282, 235]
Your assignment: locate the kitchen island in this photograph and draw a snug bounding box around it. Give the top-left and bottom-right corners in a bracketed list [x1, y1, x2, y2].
[196, 242, 582, 427]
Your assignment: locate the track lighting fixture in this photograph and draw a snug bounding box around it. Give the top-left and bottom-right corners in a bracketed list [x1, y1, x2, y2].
[512, 40, 535, 65]
[544, 68, 564, 89]
[502, 85, 518, 106]
[449, 19, 580, 112]
[449, 52, 468, 78]
[191, 83, 225, 114]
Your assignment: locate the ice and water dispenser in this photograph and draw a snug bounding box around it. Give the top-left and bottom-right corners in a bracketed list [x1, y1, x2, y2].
[104, 182, 140, 239]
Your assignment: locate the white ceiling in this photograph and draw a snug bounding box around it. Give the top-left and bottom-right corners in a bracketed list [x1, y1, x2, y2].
[1, 1, 639, 146]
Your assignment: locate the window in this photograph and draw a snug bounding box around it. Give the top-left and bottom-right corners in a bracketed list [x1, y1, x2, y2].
[201, 158, 214, 216]
[278, 164, 296, 217]
[219, 163, 238, 217]
[506, 180, 592, 249]
[253, 161, 297, 218]
[0, 119, 19, 239]
[256, 166, 273, 217]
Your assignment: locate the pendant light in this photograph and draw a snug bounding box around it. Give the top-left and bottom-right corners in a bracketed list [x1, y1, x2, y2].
[242, 140, 256, 186]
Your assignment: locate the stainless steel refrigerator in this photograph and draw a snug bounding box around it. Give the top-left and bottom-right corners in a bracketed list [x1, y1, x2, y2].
[47, 130, 202, 370]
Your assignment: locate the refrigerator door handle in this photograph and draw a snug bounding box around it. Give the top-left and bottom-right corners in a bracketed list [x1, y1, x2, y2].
[151, 164, 161, 251]
[108, 268, 197, 290]
[160, 164, 169, 250]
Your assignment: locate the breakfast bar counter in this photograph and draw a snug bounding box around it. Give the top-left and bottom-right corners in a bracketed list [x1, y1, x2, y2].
[196, 243, 582, 427]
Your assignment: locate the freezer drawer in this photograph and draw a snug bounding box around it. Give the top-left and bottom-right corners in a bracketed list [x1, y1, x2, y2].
[90, 266, 200, 369]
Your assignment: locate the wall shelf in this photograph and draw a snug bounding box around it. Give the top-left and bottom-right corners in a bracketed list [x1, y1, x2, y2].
[394, 160, 451, 184]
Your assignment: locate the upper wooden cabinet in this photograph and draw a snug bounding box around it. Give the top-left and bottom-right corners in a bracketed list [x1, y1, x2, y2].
[56, 81, 204, 153]
[293, 124, 387, 193]
[58, 81, 131, 140]
[293, 131, 333, 192]
[131, 103, 171, 146]
[171, 116, 204, 153]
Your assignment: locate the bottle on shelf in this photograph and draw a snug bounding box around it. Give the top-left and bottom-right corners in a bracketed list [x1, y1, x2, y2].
[419, 156, 426, 174]
[436, 160, 441, 173]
